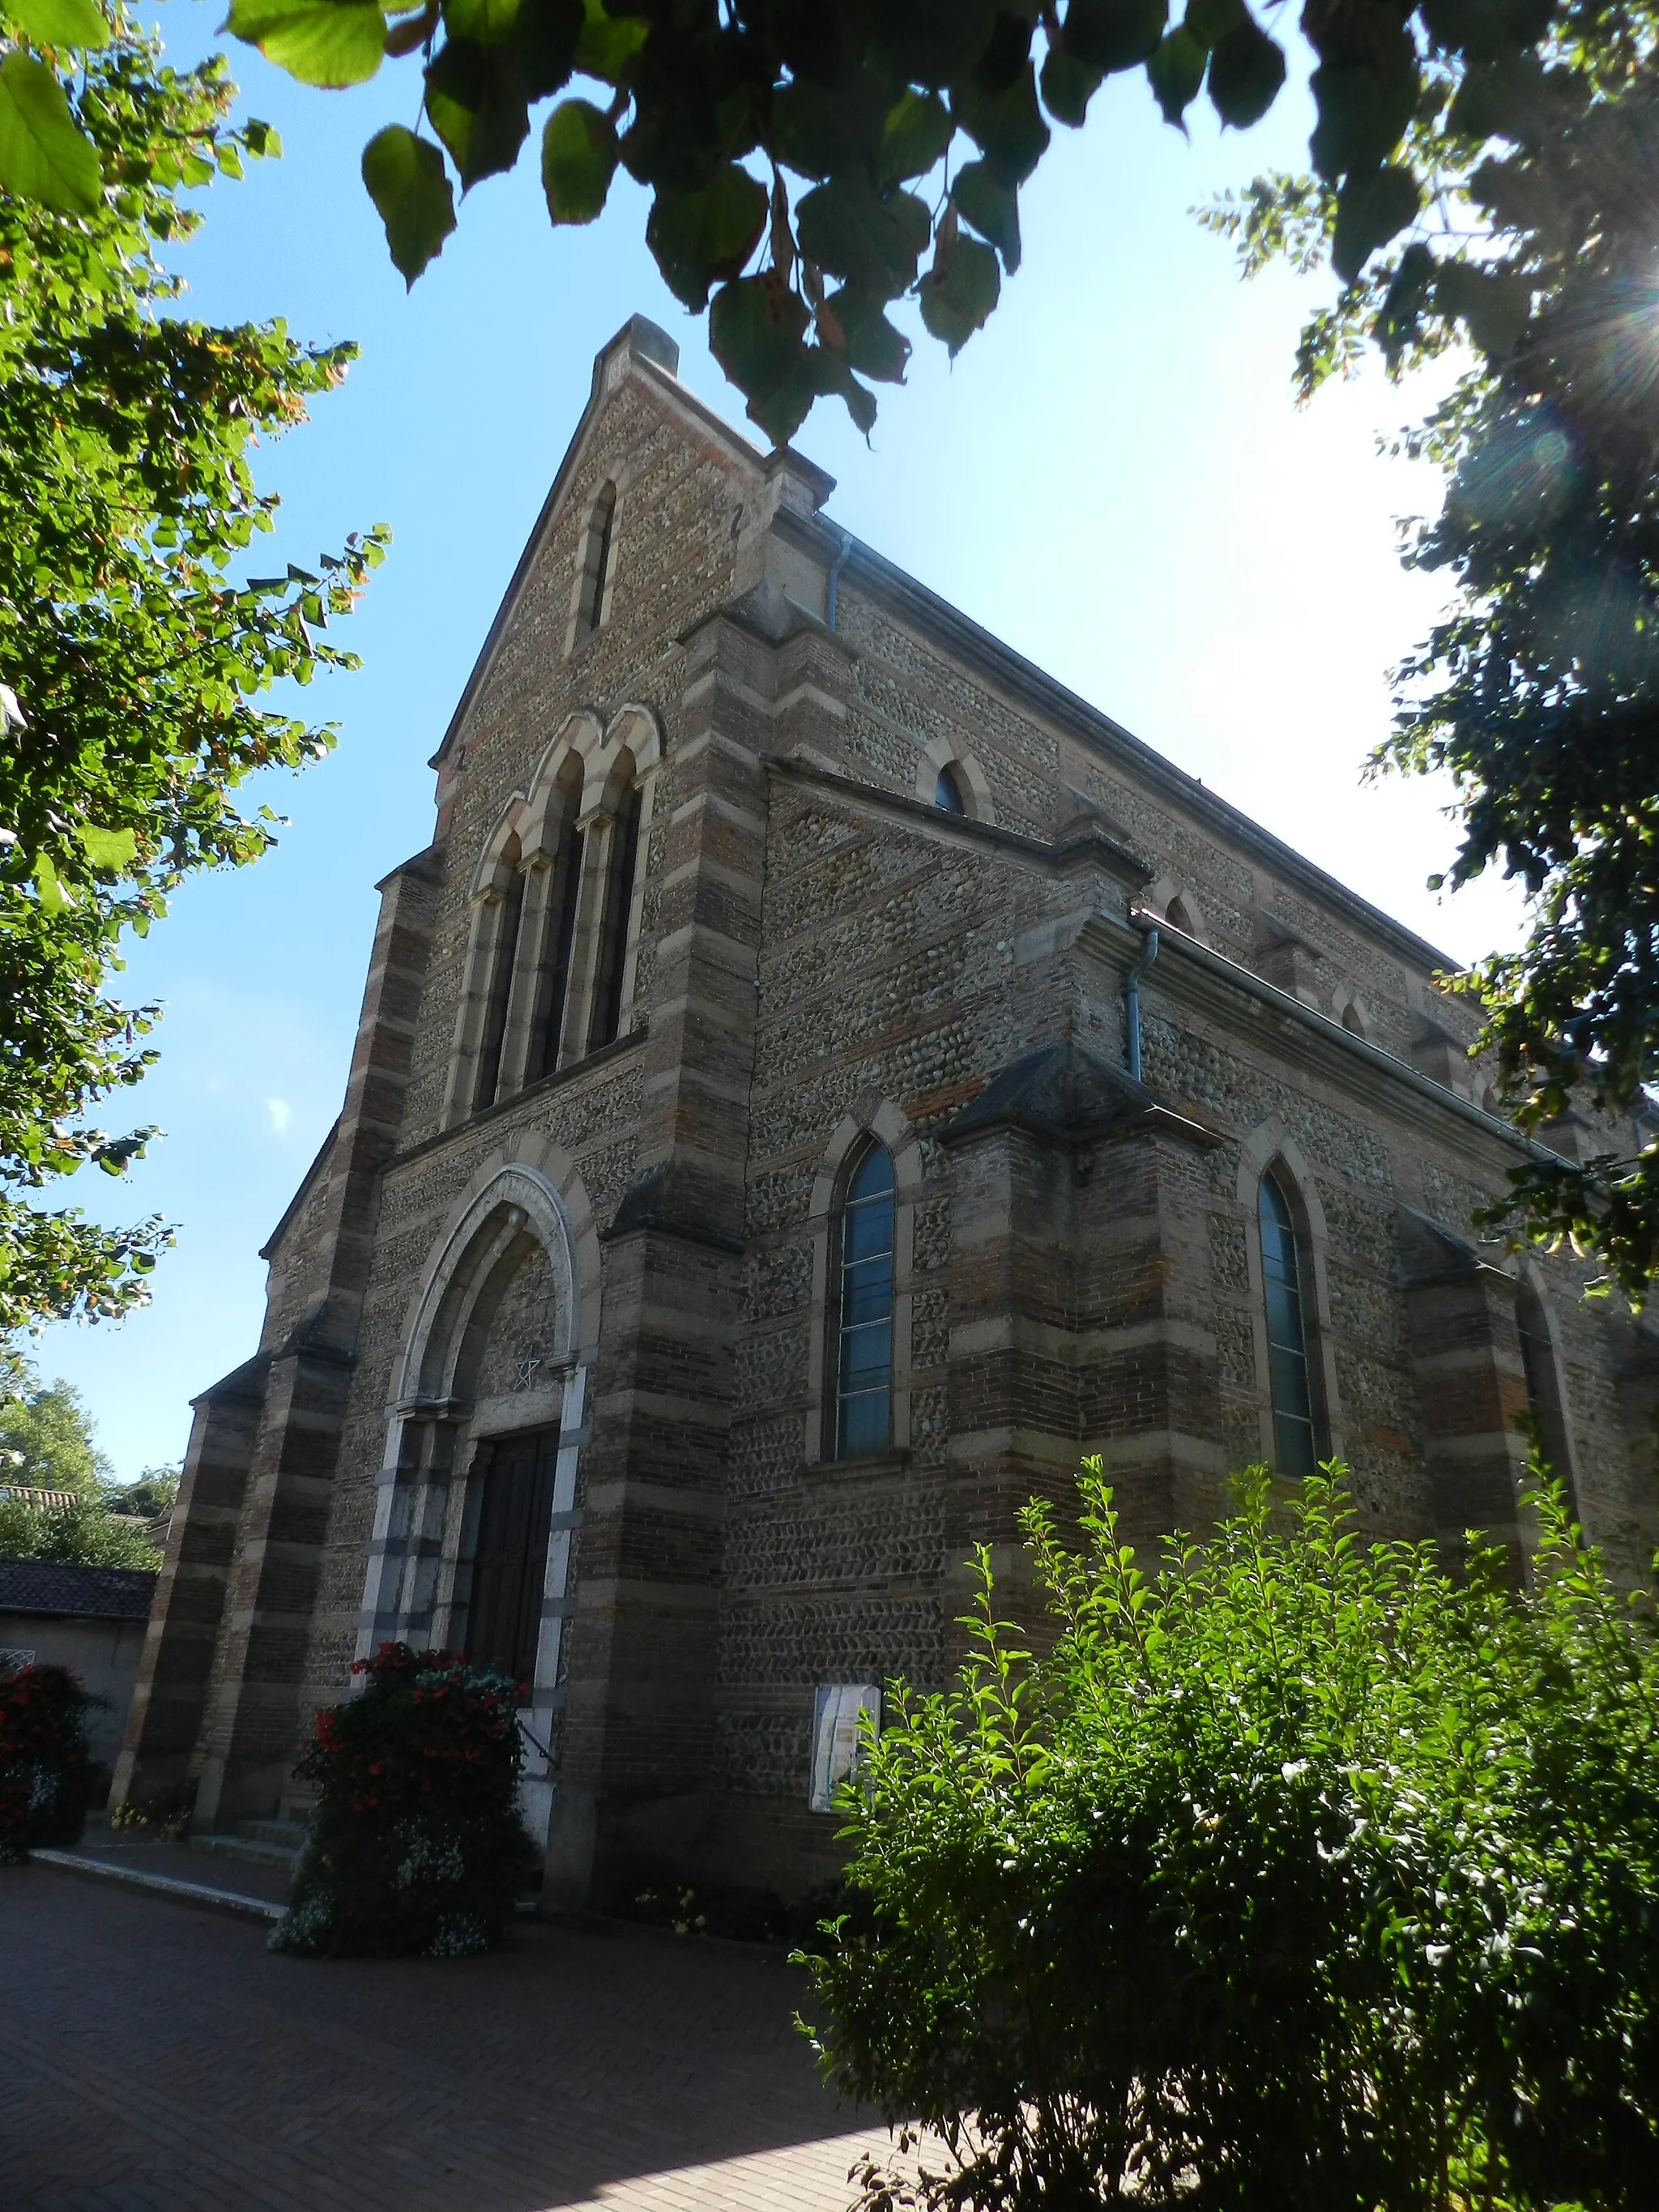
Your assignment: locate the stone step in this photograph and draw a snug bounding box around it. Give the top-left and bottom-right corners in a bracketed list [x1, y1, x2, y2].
[34, 1849, 283, 1924]
[239, 1818, 307, 1850]
[189, 1831, 298, 1871]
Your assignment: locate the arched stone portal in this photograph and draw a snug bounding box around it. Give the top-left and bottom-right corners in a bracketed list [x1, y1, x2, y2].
[356, 1151, 600, 1847]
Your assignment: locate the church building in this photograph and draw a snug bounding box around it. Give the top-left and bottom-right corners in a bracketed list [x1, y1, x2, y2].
[115, 316, 1659, 1911]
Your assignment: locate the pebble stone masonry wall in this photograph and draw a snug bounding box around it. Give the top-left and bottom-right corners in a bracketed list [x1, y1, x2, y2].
[117, 315, 1659, 1911]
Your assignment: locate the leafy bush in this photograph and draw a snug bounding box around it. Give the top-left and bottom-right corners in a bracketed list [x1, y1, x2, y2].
[269, 1642, 536, 1961]
[0, 1662, 100, 1863]
[0, 1492, 160, 1569]
[800, 1463, 1659, 2212]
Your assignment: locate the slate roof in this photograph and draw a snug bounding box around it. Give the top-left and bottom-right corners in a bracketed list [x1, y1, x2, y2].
[0, 1559, 157, 1622]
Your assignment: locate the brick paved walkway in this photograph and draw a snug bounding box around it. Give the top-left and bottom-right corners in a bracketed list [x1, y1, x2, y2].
[1, 1862, 902, 2211]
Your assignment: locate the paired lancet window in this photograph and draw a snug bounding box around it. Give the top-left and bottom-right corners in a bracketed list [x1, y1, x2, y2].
[835, 1142, 896, 1457]
[455, 748, 646, 1124]
[1258, 1166, 1319, 1481]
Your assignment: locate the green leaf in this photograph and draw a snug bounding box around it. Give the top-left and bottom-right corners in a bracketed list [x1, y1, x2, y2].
[1185, 0, 1247, 45]
[876, 87, 953, 185]
[541, 97, 617, 223]
[1039, 44, 1104, 125]
[824, 285, 911, 383]
[919, 232, 1000, 356]
[796, 175, 932, 294]
[1310, 61, 1418, 181]
[1447, 53, 1547, 144]
[1145, 26, 1207, 125]
[513, 0, 582, 98]
[1373, 240, 1435, 364]
[1332, 161, 1420, 281]
[361, 123, 455, 283]
[32, 852, 71, 914]
[1062, 0, 1166, 73]
[573, 0, 645, 79]
[226, 0, 387, 88]
[424, 36, 529, 188]
[953, 160, 1020, 271]
[0, 49, 100, 212]
[769, 70, 889, 183]
[78, 825, 138, 873]
[1207, 21, 1285, 129]
[441, 0, 518, 41]
[6, 0, 111, 49]
[646, 162, 767, 309]
[709, 273, 811, 407]
[1419, 0, 1552, 62]
[952, 61, 1049, 183]
[1434, 258, 1531, 356]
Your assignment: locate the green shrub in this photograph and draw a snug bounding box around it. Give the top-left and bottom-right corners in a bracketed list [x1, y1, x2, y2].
[269, 1642, 536, 1960]
[0, 1492, 160, 1568]
[800, 1462, 1659, 2212]
[0, 1662, 100, 1862]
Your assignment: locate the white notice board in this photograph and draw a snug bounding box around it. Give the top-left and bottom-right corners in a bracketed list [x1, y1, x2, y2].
[808, 1682, 881, 1813]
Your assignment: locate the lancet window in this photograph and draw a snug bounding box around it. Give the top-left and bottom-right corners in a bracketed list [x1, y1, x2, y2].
[472, 859, 526, 1115]
[588, 774, 642, 1053]
[835, 1142, 896, 1458]
[577, 482, 616, 641]
[1259, 1166, 1319, 1481]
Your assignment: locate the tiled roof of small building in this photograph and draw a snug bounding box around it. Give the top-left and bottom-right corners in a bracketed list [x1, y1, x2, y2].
[0, 1559, 157, 1622]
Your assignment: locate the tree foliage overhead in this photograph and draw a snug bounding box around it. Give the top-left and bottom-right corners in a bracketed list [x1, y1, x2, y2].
[803, 1460, 1659, 2211]
[0, 2, 384, 1336]
[193, 0, 1562, 441]
[1201, 0, 1659, 1308]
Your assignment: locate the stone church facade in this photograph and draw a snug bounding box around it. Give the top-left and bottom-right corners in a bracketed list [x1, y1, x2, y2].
[115, 316, 1659, 1910]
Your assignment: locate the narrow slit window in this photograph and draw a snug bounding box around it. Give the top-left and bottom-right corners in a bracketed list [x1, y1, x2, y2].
[1259, 1168, 1317, 1480]
[588, 779, 642, 1052]
[533, 808, 584, 1080]
[836, 1144, 895, 1458]
[473, 868, 526, 1115]
[935, 763, 967, 815]
[580, 482, 616, 639]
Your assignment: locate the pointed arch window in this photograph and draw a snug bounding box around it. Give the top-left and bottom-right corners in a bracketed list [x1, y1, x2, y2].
[836, 1143, 895, 1457]
[1516, 1281, 1578, 1516]
[531, 765, 586, 1080]
[935, 762, 967, 815]
[1259, 1167, 1317, 1480]
[473, 865, 526, 1114]
[588, 776, 642, 1052]
[578, 481, 616, 640]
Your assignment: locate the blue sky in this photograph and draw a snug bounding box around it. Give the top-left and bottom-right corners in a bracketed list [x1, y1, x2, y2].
[36, 4, 1524, 1479]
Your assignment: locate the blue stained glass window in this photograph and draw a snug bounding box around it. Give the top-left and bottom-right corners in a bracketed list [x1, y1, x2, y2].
[837, 1144, 895, 1457]
[1259, 1169, 1317, 1480]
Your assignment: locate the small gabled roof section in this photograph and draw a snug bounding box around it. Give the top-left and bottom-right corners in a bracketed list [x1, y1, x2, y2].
[942, 1040, 1223, 1150]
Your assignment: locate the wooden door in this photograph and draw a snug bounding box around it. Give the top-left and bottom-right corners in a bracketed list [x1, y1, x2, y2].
[464, 1428, 559, 1689]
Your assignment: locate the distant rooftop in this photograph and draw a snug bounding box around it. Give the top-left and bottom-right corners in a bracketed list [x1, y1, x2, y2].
[0, 1559, 157, 1622]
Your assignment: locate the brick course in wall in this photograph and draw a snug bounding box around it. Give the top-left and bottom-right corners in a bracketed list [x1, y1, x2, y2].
[116, 315, 1659, 1907]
